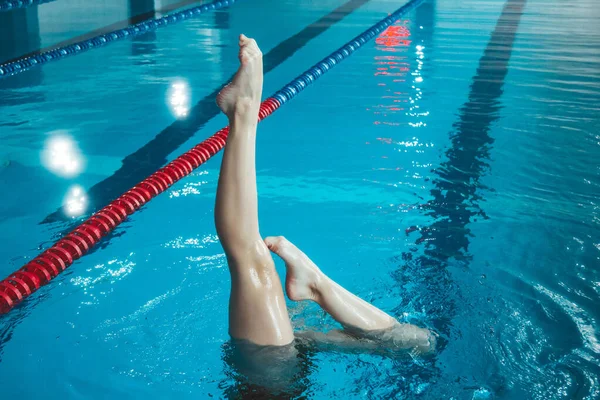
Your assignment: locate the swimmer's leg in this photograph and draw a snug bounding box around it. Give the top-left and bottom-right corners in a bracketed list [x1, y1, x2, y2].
[264, 236, 434, 353]
[215, 35, 293, 346]
[264, 237, 394, 329]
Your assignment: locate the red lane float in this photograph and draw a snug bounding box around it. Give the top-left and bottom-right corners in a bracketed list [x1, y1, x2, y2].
[0, 97, 281, 314]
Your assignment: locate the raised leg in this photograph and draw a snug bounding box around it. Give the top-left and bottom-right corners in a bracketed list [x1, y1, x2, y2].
[215, 35, 293, 346]
[265, 236, 435, 353]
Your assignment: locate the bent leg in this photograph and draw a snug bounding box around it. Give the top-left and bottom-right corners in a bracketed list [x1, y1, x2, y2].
[265, 236, 435, 353]
[214, 36, 293, 346]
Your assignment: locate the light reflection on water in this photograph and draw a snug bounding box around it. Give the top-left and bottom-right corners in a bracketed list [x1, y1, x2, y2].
[63, 184, 88, 217]
[167, 80, 191, 119]
[41, 132, 85, 178]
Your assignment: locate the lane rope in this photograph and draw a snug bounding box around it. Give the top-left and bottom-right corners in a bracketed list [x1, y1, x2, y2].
[0, 0, 54, 12]
[0, 0, 424, 314]
[0, 0, 237, 79]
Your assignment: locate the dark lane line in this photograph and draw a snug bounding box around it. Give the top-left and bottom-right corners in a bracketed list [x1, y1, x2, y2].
[0, 6, 42, 84]
[418, 0, 527, 260]
[388, 0, 526, 395]
[43, 0, 372, 222]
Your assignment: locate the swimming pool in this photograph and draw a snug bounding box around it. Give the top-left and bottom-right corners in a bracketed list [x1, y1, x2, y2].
[1, 0, 599, 398]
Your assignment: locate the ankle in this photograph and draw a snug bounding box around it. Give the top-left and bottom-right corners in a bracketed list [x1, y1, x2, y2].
[228, 99, 259, 120]
[229, 114, 258, 133]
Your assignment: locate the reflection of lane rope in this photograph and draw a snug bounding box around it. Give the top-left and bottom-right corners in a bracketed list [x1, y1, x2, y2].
[0, 0, 425, 314]
[0, 0, 237, 79]
[372, 23, 411, 122]
[0, 0, 54, 12]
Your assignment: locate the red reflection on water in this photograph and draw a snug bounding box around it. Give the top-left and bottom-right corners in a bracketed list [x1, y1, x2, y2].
[375, 25, 410, 47]
[369, 21, 412, 172]
[375, 72, 405, 76]
[372, 22, 411, 92]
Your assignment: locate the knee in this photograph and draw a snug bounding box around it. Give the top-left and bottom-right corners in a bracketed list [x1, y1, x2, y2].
[228, 238, 276, 273]
[225, 236, 271, 262]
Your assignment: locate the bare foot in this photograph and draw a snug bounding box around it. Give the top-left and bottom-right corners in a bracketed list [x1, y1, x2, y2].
[216, 34, 263, 120]
[264, 236, 323, 302]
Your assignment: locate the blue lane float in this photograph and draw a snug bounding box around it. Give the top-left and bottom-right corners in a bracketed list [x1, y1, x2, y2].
[0, 0, 237, 79]
[0, 0, 54, 12]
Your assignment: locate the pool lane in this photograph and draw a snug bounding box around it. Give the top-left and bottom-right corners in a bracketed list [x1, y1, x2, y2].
[41, 0, 373, 223]
[385, 0, 526, 394]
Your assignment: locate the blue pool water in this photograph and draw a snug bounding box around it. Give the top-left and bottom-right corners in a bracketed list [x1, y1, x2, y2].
[1, 0, 599, 398]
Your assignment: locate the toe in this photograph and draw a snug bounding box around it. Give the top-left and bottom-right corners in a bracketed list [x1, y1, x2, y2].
[264, 236, 287, 254]
[237, 35, 262, 61]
